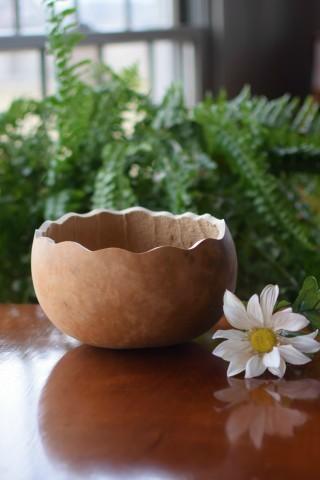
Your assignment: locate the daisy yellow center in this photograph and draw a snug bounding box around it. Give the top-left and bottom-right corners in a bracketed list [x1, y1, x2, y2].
[249, 328, 277, 353]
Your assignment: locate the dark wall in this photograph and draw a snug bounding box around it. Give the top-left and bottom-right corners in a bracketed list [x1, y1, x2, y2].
[211, 0, 319, 97]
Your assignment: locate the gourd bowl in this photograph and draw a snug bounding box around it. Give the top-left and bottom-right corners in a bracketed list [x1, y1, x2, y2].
[31, 207, 237, 348]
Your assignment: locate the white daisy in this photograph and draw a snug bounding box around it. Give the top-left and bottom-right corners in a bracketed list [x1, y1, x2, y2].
[212, 285, 320, 378]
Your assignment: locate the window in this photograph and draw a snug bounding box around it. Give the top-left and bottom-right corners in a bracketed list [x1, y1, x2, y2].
[103, 42, 150, 91]
[130, 0, 175, 30]
[0, 50, 41, 111]
[0, 0, 14, 35]
[0, 0, 209, 110]
[79, 0, 127, 32]
[20, 0, 46, 34]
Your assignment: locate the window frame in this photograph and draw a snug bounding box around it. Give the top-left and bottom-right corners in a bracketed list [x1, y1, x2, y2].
[0, 0, 211, 101]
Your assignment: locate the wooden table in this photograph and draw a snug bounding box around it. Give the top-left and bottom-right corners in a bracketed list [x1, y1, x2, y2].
[1, 304, 320, 480]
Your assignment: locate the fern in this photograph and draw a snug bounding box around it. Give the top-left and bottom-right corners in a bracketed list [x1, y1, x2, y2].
[92, 143, 136, 209]
[1, 2, 319, 301]
[44, 0, 94, 217]
[194, 93, 315, 252]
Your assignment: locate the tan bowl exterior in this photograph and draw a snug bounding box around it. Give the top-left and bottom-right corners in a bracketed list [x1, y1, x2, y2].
[31, 208, 237, 348]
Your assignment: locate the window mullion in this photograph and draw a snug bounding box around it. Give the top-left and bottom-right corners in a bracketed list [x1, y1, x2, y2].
[13, 0, 21, 34]
[73, 0, 80, 28]
[147, 40, 155, 98]
[125, 0, 133, 31]
[39, 47, 47, 98]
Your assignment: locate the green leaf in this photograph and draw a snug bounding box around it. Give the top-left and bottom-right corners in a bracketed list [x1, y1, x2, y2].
[293, 276, 320, 329]
[275, 299, 291, 311]
[293, 276, 320, 310]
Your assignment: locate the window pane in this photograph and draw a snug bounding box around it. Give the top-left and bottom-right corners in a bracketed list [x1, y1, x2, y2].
[131, 0, 174, 30]
[0, 51, 41, 111]
[78, 0, 126, 32]
[46, 55, 55, 96]
[20, 0, 46, 34]
[182, 42, 196, 106]
[75, 44, 99, 59]
[20, 0, 76, 33]
[153, 41, 175, 102]
[103, 42, 150, 92]
[0, 0, 14, 35]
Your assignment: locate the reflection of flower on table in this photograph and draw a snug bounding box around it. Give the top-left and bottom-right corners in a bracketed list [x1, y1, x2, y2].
[214, 378, 320, 449]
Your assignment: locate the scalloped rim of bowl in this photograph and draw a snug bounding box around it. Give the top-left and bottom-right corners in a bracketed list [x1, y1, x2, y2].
[34, 206, 226, 255]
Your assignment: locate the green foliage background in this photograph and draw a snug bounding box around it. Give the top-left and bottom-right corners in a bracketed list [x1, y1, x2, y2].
[0, 2, 319, 302]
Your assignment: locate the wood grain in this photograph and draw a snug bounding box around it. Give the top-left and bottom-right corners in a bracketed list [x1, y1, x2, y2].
[0, 304, 320, 480]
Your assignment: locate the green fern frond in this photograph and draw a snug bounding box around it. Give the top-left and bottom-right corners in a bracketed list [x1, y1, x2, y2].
[218, 130, 313, 249]
[92, 143, 136, 209]
[194, 91, 315, 251]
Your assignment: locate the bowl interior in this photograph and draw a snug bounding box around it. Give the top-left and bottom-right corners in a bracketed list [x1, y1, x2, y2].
[40, 209, 223, 252]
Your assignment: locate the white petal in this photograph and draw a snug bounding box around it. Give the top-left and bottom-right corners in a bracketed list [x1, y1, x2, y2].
[223, 290, 253, 330]
[214, 385, 249, 405]
[227, 351, 252, 377]
[277, 378, 320, 400]
[212, 339, 250, 361]
[249, 410, 266, 449]
[212, 329, 247, 341]
[280, 330, 320, 354]
[226, 404, 252, 443]
[245, 355, 267, 378]
[272, 406, 307, 436]
[265, 389, 281, 402]
[271, 311, 309, 332]
[309, 329, 319, 339]
[260, 284, 279, 326]
[247, 294, 264, 326]
[227, 361, 246, 377]
[268, 357, 286, 378]
[263, 347, 281, 368]
[278, 345, 311, 365]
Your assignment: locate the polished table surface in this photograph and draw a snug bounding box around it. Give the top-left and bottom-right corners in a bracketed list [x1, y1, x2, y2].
[1, 305, 320, 480]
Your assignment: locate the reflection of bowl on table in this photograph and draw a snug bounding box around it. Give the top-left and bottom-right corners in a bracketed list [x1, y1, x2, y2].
[38, 344, 228, 477]
[31, 207, 237, 348]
